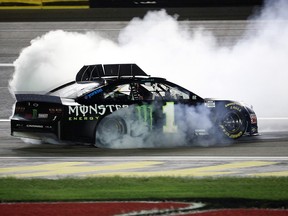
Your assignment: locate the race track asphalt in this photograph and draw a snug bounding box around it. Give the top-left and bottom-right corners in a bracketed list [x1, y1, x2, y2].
[0, 7, 287, 179]
[0, 9, 287, 216]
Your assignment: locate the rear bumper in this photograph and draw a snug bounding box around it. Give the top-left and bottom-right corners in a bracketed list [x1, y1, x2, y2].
[11, 119, 61, 141]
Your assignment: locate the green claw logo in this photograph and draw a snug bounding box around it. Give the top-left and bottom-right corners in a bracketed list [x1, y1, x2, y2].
[136, 105, 153, 130]
[135, 102, 178, 133]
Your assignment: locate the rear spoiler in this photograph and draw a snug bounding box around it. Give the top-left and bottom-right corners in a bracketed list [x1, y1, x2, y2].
[15, 94, 62, 104]
[75, 64, 149, 82]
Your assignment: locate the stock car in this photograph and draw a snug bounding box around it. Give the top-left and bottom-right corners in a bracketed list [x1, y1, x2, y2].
[11, 64, 258, 148]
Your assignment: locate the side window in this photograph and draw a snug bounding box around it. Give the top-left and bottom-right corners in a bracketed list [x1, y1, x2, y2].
[130, 83, 153, 100]
[153, 83, 190, 100]
[103, 84, 131, 101]
[168, 85, 190, 100]
[100, 81, 191, 101]
[129, 82, 190, 101]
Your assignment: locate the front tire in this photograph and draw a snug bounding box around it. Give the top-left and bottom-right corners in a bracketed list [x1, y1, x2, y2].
[218, 104, 247, 139]
[95, 116, 127, 148]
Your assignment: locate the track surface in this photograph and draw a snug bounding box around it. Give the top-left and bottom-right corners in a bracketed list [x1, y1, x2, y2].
[0, 14, 287, 179]
[0, 9, 287, 216]
[1, 120, 288, 178]
[1, 120, 288, 157]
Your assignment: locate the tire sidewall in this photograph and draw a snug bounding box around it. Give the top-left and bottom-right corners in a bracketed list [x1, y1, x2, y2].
[95, 116, 127, 148]
[218, 103, 247, 139]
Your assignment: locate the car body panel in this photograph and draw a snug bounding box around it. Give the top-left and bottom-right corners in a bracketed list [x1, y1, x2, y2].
[11, 64, 258, 147]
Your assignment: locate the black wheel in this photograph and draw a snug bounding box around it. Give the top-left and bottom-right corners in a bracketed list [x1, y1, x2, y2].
[95, 116, 127, 148]
[218, 104, 247, 139]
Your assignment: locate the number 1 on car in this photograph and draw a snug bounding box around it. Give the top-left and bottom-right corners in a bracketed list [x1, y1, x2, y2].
[163, 102, 178, 133]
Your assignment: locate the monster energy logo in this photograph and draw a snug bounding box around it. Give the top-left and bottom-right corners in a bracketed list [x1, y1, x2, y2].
[136, 105, 153, 130]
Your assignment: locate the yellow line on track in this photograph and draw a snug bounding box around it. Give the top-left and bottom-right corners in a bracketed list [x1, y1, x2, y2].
[0, 162, 84, 173]
[0, 160, 283, 178]
[251, 171, 288, 177]
[0, 161, 163, 178]
[0, 0, 89, 9]
[90, 161, 277, 177]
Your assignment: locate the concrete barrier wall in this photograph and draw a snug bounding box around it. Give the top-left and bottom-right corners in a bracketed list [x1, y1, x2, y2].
[0, 7, 260, 22]
[0, 0, 89, 9]
[0, 0, 263, 21]
[0, 0, 264, 9]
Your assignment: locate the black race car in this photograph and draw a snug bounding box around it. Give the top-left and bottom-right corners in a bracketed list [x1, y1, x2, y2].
[11, 64, 258, 148]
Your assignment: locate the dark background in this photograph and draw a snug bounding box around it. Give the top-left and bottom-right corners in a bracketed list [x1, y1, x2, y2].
[0, 0, 265, 21]
[89, 0, 264, 7]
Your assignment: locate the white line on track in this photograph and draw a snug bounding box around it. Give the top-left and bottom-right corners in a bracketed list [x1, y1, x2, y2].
[0, 156, 288, 161]
[1, 118, 288, 122]
[0, 63, 13, 67]
[259, 117, 288, 120]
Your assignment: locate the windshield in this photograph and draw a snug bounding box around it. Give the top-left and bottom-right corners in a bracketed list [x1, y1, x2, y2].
[50, 82, 100, 98]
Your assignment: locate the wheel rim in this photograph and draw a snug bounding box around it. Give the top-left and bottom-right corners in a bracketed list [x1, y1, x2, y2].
[96, 118, 126, 147]
[221, 112, 243, 133]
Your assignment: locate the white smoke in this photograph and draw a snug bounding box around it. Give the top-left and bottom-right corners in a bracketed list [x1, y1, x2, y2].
[98, 104, 217, 149]
[9, 0, 288, 146]
[10, 31, 121, 92]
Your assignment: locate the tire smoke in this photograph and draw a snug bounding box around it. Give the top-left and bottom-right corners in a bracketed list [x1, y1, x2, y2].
[9, 0, 288, 146]
[99, 104, 219, 149]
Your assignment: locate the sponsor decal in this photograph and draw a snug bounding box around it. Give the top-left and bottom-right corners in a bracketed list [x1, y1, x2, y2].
[68, 104, 128, 121]
[230, 105, 242, 112]
[26, 124, 44, 128]
[135, 102, 178, 133]
[194, 129, 209, 136]
[38, 113, 48, 119]
[68, 116, 99, 121]
[205, 100, 215, 108]
[32, 103, 39, 107]
[24, 124, 53, 129]
[136, 104, 153, 129]
[84, 88, 103, 99]
[225, 103, 242, 112]
[225, 102, 237, 107]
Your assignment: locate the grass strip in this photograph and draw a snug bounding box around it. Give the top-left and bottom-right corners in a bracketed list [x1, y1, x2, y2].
[0, 176, 287, 202]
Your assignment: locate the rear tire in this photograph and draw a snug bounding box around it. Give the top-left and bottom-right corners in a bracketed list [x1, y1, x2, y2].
[218, 104, 247, 139]
[95, 116, 127, 148]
